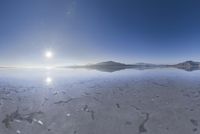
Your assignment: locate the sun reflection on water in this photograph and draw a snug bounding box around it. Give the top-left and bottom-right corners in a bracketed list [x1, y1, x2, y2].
[45, 77, 52, 85]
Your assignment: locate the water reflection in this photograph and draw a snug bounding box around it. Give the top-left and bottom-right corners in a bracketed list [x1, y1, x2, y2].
[81, 66, 200, 73]
[1, 67, 200, 88]
[2, 68, 200, 134]
[45, 77, 52, 85]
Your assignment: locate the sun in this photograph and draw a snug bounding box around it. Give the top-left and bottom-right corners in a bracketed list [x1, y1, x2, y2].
[45, 51, 53, 59]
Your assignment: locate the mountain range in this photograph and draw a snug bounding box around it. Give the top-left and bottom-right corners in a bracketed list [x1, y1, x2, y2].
[68, 60, 200, 72]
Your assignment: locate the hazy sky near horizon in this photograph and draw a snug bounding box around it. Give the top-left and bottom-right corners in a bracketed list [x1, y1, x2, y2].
[1, 0, 200, 66]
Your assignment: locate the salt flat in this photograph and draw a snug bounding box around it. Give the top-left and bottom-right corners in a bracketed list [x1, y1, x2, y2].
[0, 68, 200, 134]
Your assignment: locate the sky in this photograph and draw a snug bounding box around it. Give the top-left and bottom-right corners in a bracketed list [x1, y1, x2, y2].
[1, 0, 200, 66]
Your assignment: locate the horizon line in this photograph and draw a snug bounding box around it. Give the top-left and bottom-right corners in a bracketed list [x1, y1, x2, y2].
[0, 60, 198, 69]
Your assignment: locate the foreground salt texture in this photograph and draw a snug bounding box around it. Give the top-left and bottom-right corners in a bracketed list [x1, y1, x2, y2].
[0, 68, 200, 134]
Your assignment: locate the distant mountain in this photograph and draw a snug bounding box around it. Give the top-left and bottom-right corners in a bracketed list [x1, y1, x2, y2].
[88, 61, 131, 67]
[66, 60, 200, 72]
[84, 61, 135, 72]
[68, 61, 161, 72]
[175, 61, 200, 67]
[88, 61, 160, 67]
[173, 61, 200, 71]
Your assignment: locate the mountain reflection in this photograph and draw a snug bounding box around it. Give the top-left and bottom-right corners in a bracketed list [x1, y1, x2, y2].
[84, 66, 200, 73]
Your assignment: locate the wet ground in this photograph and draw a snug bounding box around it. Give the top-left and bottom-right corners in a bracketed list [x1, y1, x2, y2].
[0, 68, 200, 134]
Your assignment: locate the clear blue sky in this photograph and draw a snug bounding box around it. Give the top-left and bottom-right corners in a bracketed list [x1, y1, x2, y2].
[1, 0, 200, 66]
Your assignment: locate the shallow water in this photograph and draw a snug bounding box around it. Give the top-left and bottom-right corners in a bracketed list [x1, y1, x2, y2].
[0, 68, 200, 134]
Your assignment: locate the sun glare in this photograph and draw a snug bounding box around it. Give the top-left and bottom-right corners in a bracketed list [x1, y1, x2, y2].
[46, 77, 52, 84]
[45, 51, 53, 59]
